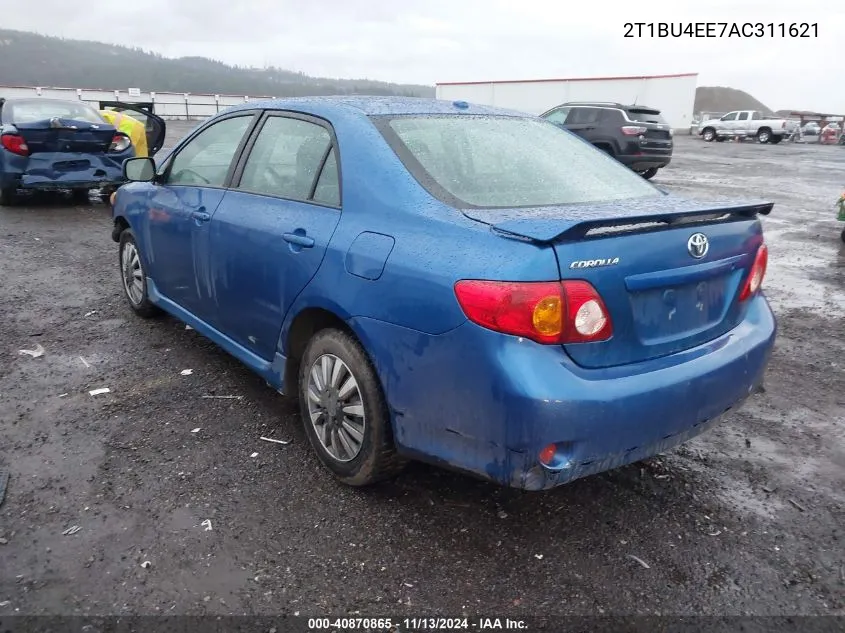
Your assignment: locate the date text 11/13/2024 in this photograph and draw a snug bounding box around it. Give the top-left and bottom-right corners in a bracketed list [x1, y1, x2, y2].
[623, 22, 818, 38]
[307, 617, 528, 631]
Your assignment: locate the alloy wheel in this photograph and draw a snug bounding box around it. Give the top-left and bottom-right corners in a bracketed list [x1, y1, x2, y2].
[306, 353, 366, 462]
[121, 242, 144, 306]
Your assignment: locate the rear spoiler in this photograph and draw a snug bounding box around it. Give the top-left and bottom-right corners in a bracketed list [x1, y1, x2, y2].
[466, 199, 774, 244]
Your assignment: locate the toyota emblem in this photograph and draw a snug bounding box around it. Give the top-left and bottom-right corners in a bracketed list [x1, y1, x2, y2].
[687, 233, 709, 259]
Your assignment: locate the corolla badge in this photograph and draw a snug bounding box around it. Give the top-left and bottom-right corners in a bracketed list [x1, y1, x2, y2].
[687, 233, 709, 259]
[569, 257, 620, 269]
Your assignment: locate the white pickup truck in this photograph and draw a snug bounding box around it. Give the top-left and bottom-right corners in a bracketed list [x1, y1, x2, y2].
[698, 110, 797, 144]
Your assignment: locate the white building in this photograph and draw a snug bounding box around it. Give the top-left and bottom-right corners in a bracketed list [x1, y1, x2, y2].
[435, 73, 698, 132]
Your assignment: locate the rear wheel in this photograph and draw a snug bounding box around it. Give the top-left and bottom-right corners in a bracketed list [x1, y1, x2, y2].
[756, 128, 772, 144]
[299, 328, 405, 486]
[118, 228, 162, 318]
[0, 187, 19, 207]
[640, 167, 659, 180]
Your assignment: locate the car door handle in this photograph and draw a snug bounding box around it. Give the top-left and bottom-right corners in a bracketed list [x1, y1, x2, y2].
[283, 232, 315, 248]
[191, 211, 211, 222]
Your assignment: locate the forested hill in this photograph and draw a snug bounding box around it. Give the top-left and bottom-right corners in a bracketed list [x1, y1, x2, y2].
[0, 29, 435, 98]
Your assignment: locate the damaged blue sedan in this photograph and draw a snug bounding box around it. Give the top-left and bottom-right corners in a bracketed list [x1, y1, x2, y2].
[112, 96, 776, 491]
[0, 97, 163, 206]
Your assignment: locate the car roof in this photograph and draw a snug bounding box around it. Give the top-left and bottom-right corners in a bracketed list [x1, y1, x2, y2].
[222, 95, 530, 118]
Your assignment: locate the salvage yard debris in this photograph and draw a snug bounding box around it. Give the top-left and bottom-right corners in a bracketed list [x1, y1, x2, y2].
[18, 344, 45, 358]
[201, 395, 243, 400]
[62, 526, 82, 536]
[89, 388, 110, 396]
[180, 369, 193, 376]
[201, 519, 212, 531]
[626, 554, 651, 569]
[260, 436, 290, 445]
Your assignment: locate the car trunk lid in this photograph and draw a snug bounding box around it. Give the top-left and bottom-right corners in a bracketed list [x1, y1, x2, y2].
[14, 118, 116, 154]
[462, 194, 772, 369]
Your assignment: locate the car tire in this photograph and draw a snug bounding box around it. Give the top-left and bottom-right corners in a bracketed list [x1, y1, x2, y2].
[702, 128, 716, 142]
[298, 328, 405, 486]
[641, 167, 659, 180]
[841, 228, 845, 244]
[118, 228, 162, 318]
[756, 129, 771, 144]
[0, 187, 19, 207]
[770, 136, 782, 145]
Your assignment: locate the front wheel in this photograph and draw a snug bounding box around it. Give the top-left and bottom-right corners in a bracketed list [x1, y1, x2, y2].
[299, 328, 405, 486]
[702, 128, 716, 142]
[640, 167, 659, 180]
[118, 228, 162, 318]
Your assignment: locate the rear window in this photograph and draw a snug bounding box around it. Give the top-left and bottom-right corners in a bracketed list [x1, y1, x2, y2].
[2, 100, 104, 125]
[626, 109, 667, 124]
[375, 114, 661, 209]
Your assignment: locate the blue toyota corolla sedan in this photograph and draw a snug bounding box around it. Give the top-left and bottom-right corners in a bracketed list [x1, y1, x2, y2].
[111, 96, 776, 491]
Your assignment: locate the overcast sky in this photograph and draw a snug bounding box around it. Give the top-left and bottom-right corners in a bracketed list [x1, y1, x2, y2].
[4, 0, 844, 112]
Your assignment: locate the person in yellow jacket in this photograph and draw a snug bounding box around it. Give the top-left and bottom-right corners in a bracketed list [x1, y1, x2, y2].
[99, 109, 148, 157]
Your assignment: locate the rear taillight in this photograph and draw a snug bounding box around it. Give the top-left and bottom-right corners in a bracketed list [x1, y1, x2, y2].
[1, 133, 29, 156]
[109, 134, 131, 153]
[739, 243, 768, 301]
[621, 126, 648, 136]
[453, 279, 613, 344]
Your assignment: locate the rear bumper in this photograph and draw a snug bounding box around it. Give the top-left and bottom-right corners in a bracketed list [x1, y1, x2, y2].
[618, 153, 672, 171]
[349, 293, 776, 491]
[1, 150, 129, 191]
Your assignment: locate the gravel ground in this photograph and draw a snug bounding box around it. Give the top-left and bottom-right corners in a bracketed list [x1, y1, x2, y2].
[0, 128, 843, 620]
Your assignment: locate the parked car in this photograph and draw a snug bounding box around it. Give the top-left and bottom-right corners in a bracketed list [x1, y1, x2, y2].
[112, 96, 776, 491]
[0, 97, 165, 206]
[698, 110, 794, 144]
[802, 121, 821, 136]
[540, 102, 672, 180]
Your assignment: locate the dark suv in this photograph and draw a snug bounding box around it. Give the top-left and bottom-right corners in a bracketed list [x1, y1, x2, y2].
[540, 102, 673, 180]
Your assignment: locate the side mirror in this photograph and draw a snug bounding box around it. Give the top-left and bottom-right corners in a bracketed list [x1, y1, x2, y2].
[123, 157, 156, 182]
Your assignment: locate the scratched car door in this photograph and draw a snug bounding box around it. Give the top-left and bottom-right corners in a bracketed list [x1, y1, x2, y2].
[143, 113, 256, 315]
[205, 112, 342, 359]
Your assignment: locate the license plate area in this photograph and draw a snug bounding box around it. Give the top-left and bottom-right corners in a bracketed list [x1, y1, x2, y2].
[629, 275, 729, 344]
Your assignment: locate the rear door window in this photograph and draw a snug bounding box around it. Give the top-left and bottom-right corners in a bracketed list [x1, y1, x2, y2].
[565, 107, 601, 124]
[237, 115, 338, 206]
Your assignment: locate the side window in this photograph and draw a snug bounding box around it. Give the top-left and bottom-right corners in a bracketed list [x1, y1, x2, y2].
[238, 116, 334, 203]
[751, 111, 761, 120]
[722, 112, 738, 121]
[566, 107, 600, 124]
[737, 112, 749, 121]
[312, 147, 340, 206]
[544, 107, 570, 125]
[167, 116, 252, 187]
